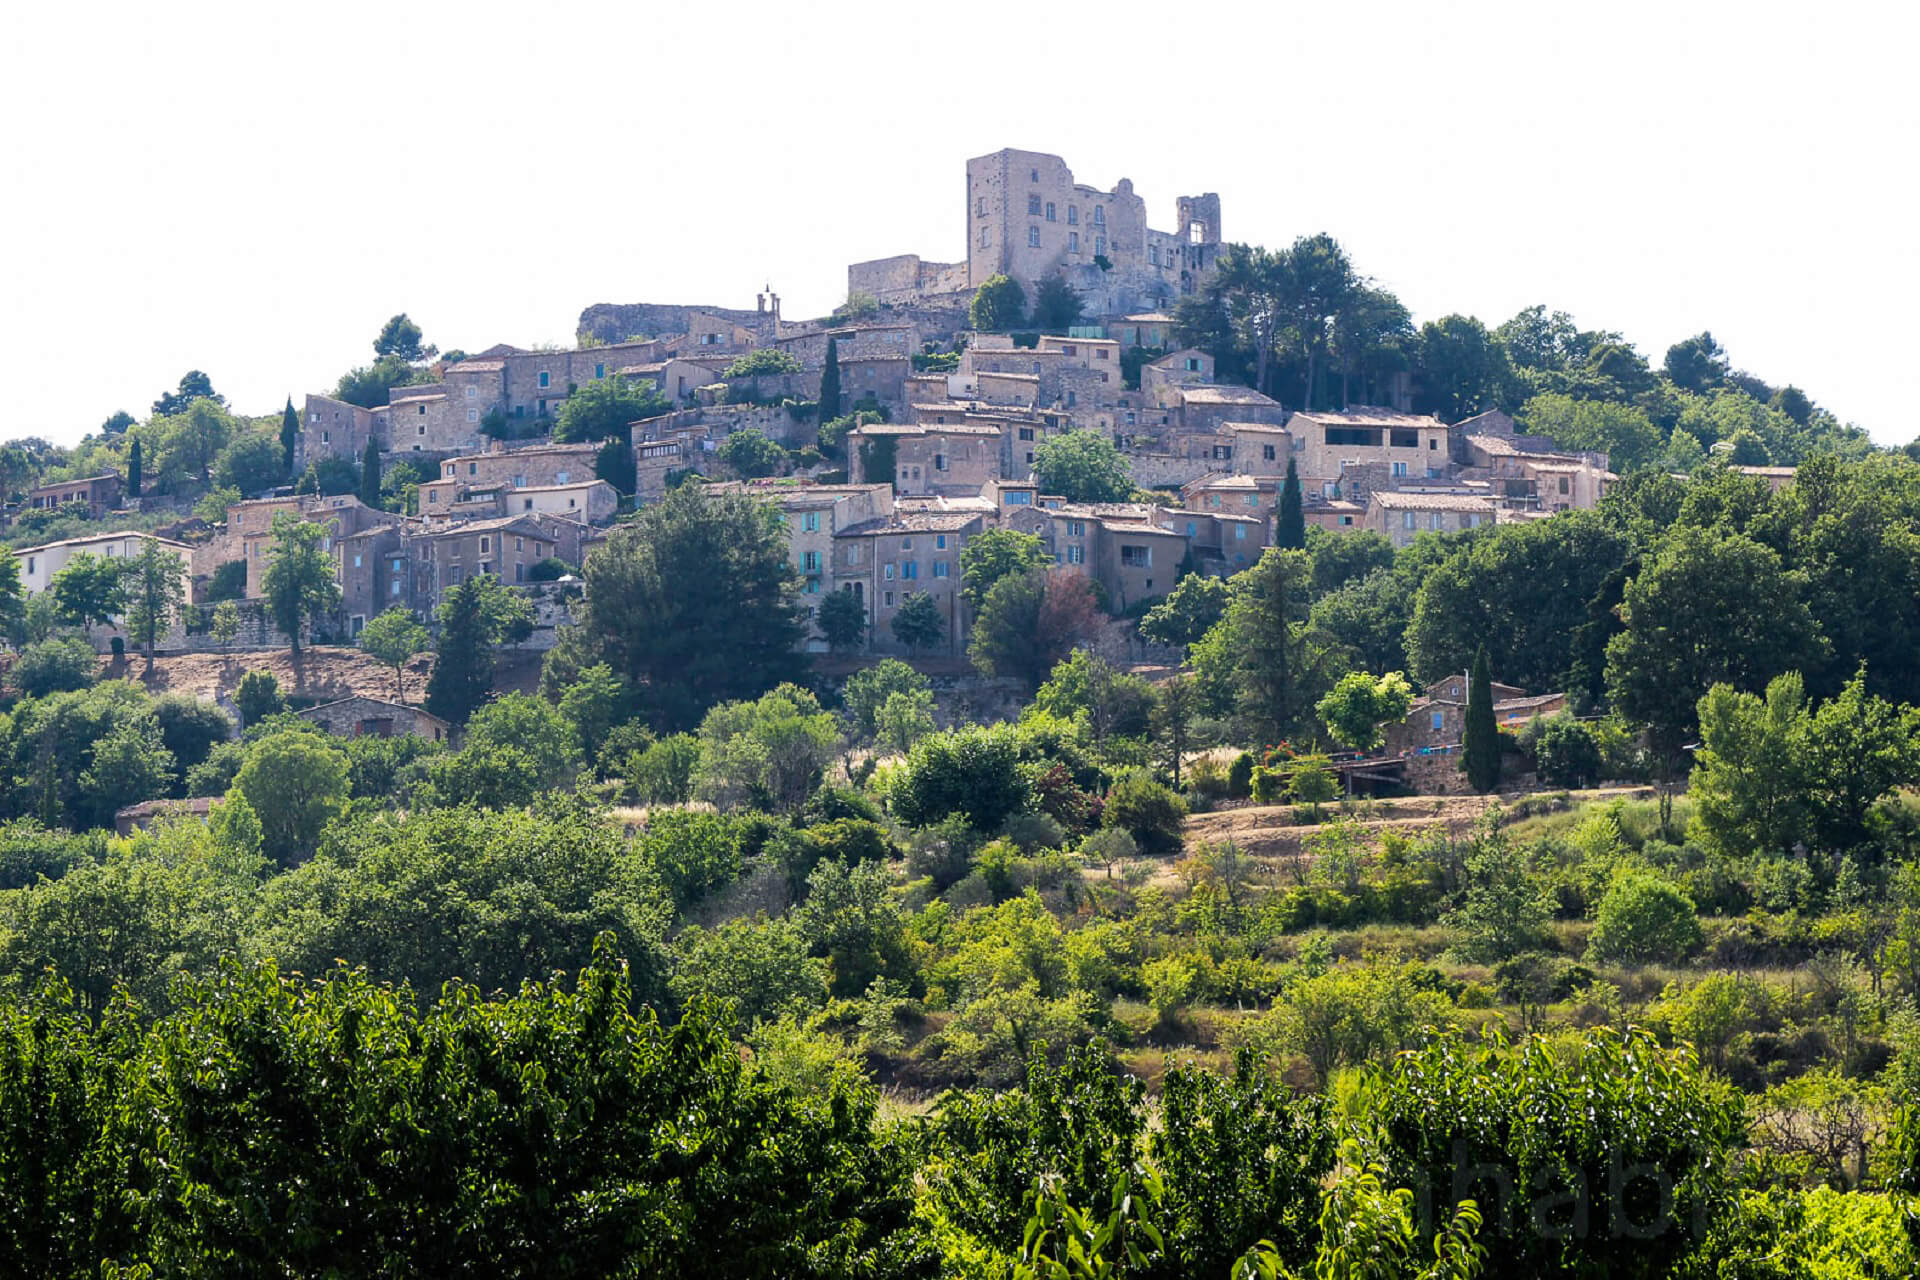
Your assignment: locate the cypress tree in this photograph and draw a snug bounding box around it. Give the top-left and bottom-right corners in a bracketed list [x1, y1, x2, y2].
[359, 438, 382, 508]
[1276, 457, 1305, 549]
[126, 436, 142, 498]
[1463, 643, 1500, 793]
[425, 577, 491, 724]
[818, 336, 842, 424]
[280, 398, 299, 474]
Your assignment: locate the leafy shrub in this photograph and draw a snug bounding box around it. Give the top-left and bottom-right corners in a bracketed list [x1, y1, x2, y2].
[8, 636, 99, 698]
[888, 725, 1029, 831]
[1587, 873, 1703, 964]
[1103, 769, 1186, 854]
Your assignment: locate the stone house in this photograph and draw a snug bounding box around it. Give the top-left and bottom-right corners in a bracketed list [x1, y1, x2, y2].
[205, 494, 401, 599]
[712, 481, 895, 650]
[15, 530, 193, 601]
[1142, 349, 1215, 406]
[115, 796, 219, 838]
[832, 509, 983, 657]
[1173, 384, 1288, 432]
[1364, 490, 1496, 548]
[1114, 314, 1176, 349]
[26, 473, 122, 518]
[771, 323, 917, 368]
[1384, 675, 1565, 756]
[419, 442, 601, 513]
[1459, 430, 1613, 512]
[1289, 408, 1453, 498]
[846, 423, 1003, 496]
[1303, 497, 1366, 532]
[414, 515, 563, 603]
[299, 394, 382, 470]
[298, 695, 450, 743]
[1003, 501, 1247, 610]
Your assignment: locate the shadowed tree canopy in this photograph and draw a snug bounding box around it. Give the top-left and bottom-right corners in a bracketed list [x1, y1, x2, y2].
[552, 483, 808, 732]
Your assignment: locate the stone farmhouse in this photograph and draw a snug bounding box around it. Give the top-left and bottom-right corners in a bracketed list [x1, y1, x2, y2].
[298, 696, 450, 743]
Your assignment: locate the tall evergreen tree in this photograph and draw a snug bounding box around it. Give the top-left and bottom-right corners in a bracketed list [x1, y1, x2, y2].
[1276, 457, 1305, 549]
[359, 438, 382, 509]
[818, 337, 842, 424]
[126, 436, 142, 498]
[1463, 643, 1500, 793]
[280, 398, 299, 474]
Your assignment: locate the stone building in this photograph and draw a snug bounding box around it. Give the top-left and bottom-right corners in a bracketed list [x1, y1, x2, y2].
[846, 423, 1003, 496]
[203, 494, 401, 600]
[420, 478, 618, 527]
[1288, 408, 1454, 498]
[25, 473, 122, 518]
[298, 696, 450, 743]
[711, 481, 895, 650]
[1365, 490, 1495, 548]
[419, 442, 602, 513]
[832, 509, 983, 657]
[846, 148, 1223, 315]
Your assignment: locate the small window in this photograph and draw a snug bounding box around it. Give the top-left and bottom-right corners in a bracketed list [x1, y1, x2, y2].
[1092, 206, 1104, 226]
[1030, 167, 1039, 181]
[1068, 231, 1079, 252]
[979, 225, 990, 248]
[1432, 711, 1445, 732]
[1045, 201, 1055, 222]
[935, 534, 947, 549]
[465, 385, 477, 398]
[976, 196, 986, 216]
[934, 561, 949, 578]
[1028, 226, 1041, 247]
[883, 564, 894, 580]
[1028, 194, 1042, 215]
[1403, 512, 1417, 530]
[468, 463, 477, 475]
[1094, 235, 1105, 256]
[1263, 444, 1276, 461]
[467, 408, 479, 423]
[1185, 357, 1200, 372]
[1095, 348, 1109, 360]
[594, 363, 605, 379]
[514, 537, 524, 552]
[802, 511, 820, 532]
[428, 491, 439, 503]
[538, 371, 551, 388]
[901, 538, 912, 551]
[884, 590, 895, 607]
[903, 561, 918, 580]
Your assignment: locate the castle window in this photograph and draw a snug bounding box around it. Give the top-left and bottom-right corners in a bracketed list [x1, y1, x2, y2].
[1092, 206, 1104, 226]
[465, 385, 476, 398]
[1028, 226, 1040, 247]
[1189, 221, 1205, 243]
[977, 196, 986, 216]
[1067, 206, 1078, 225]
[980, 225, 990, 248]
[1030, 167, 1038, 181]
[467, 409, 478, 423]
[1149, 245, 1160, 265]
[1045, 202, 1055, 221]
[1068, 231, 1079, 253]
[1094, 235, 1106, 256]
[538, 371, 551, 388]
[1028, 194, 1041, 215]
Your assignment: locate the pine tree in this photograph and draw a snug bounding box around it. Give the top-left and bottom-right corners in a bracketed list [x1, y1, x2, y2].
[1463, 643, 1500, 793]
[1276, 457, 1305, 549]
[360, 438, 381, 509]
[426, 578, 492, 724]
[280, 398, 299, 474]
[818, 337, 842, 424]
[126, 436, 142, 498]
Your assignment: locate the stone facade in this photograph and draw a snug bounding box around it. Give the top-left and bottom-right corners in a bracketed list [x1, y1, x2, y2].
[847, 423, 1002, 496]
[419, 442, 602, 513]
[832, 510, 981, 658]
[1365, 490, 1496, 548]
[846, 254, 971, 305]
[298, 695, 450, 743]
[1289, 408, 1454, 499]
[26, 473, 122, 518]
[711, 482, 896, 651]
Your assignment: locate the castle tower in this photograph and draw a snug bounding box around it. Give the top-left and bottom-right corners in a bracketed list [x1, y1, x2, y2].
[1175, 193, 1222, 245]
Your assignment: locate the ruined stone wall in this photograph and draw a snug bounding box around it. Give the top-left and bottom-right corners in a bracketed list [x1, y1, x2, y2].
[576, 302, 777, 347]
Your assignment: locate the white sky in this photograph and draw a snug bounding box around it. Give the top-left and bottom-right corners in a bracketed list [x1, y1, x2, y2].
[3, 1, 1914, 445]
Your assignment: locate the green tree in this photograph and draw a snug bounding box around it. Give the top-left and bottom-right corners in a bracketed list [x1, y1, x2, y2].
[7, 682, 176, 830]
[1462, 645, 1499, 793]
[1444, 816, 1552, 962]
[150, 369, 222, 417]
[1199, 548, 1310, 745]
[1605, 525, 1825, 758]
[123, 539, 185, 671]
[1416, 314, 1511, 420]
[333, 356, 421, 409]
[1276, 457, 1305, 549]
[212, 433, 283, 495]
[717, 428, 783, 478]
[1587, 873, 1702, 964]
[960, 527, 1050, 612]
[628, 732, 699, 804]
[553, 373, 668, 444]
[1030, 430, 1132, 504]
[1316, 670, 1414, 755]
[424, 693, 582, 808]
[817, 336, 842, 423]
[720, 349, 801, 379]
[424, 573, 534, 725]
[0, 552, 24, 647]
[279, 396, 298, 473]
[49, 553, 128, 629]
[373, 312, 435, 363]
[357, 607, 429, 703]
[815, 587, 866, 652]
[842, 659, 931, 741]
[262, 513, 342, 655]
[1526, 713, 1601, 788]
[890, 591, 946, 653]
[233, 670, 283, 726]
[1517, 393, 1664, 472]
[1103, 768, 1186, 853]
[7, 636, 98, 698]
[1031, 275, 1083, 332]
[556, 663, 629, 763]
[230, 730, 349, 866]
[969, 273, 1027, 331]
[1664, 329, 1729, 393]
[968, 569, 1101, 690]
[358, 438, 381, 508]
[888, 724, 1029, 830]
[127, 434, 142, 497]
[1138, 572, 1229, 652]
[691, 684, 838, 812]
[550, 482, 806, 731]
